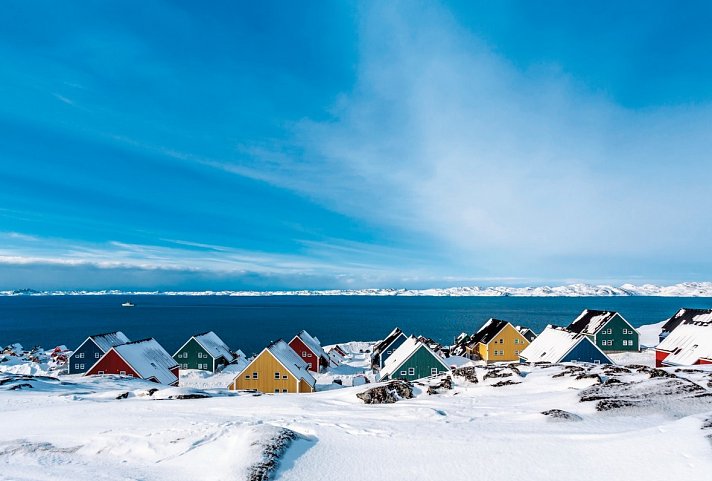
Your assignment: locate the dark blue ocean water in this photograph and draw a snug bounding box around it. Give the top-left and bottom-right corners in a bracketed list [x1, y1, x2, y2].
[1, 296, 711, 355]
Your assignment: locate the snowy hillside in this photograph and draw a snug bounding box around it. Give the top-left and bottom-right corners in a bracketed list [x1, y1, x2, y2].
[2, 281, 712, 297]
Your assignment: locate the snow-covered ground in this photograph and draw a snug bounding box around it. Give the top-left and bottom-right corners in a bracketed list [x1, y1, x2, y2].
[2, 334, 712, 481]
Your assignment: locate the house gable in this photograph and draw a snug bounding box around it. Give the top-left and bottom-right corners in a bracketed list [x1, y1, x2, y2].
[383, 344, 449, 382]
[289, 336, 322, 372]
[232, 349, 313, 394]
[377, 332, 408, 369]
[593, 314, 639, 352]
[69, 338, 104, 374]
[173, 338, 214, 371]
[85, 349, 139, 378]
[561, 337, 612, 364]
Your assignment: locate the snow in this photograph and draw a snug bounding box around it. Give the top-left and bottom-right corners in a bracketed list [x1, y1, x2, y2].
[3, 324, 712, 480]
[638, 320, 665, 347]
[189, 331, 235, 363]
[5, 281, 712, 296]
[110, 338, 178, 385]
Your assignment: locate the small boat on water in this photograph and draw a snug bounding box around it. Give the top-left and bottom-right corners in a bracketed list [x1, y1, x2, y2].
[121, 301, 135, 308]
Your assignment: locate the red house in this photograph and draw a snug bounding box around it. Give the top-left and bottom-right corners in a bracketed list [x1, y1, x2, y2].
[655, 312, 712, 367]
[288, 330, 330, 373]
[86, 338, 179, 386]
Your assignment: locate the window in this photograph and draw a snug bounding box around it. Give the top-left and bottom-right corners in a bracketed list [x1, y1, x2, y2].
[282, 389, 288, 393]
[252, 372, 258, 379]
[98, 371, 104, 375]
[386, 350, 392, 354]
[431, 368, 438, 375]
[183, 352, 188, 358]
[499, 339, 504, 344]
[79, 364, 84, 370]
[275, 372, 280, 379]
[197, 352, 202, 358]
[74, 363, 80, 369]
[307, 353, 313, 358]
[514, 339, 519, 344]
[408, 367, 415, 375]
[302, 351, 307, 357]
[400, 370, 407, 375]
[77, 352, 84, 358]
[282, 375, 288, 379]
[120, 371, 126, 375]
[275, 389, 280, 393]
[245, 374, 251, 379]
[95, 352, 101, 358]
[182, 363, 188, 369]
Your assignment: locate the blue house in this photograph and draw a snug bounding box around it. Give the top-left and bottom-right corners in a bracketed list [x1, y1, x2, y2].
[370, 327, 408, 370]
[68, 331, 130, 374]
[519, 326, 612, 364]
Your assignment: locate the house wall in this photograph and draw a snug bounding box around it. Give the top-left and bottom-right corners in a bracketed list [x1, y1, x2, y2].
[69, 339, 105, 374]
[173, 338, 213, 372]
[289, 337, 319, 372]
[231, 351, 310, 393]
[387, 346, 448, 381]
[562, 340, 610, 364]
[85, 350, 139, 378]
[480, 324, 530, 363]
[655, 350, 670, 368]
[593, 314, 639, 352]
[377, 334, 407, 369]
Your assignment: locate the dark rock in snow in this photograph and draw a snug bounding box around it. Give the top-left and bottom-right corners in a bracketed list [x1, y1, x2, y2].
[491, 380, 521, 388]
[452, 366, 478, 383]
[542, 409, 583, 421]
[247, 428, 298, 481]
[9, 383, 33, 390]
[146, 388, 159, 396]
[356, 380, 414, 404]
[116, 392, 129, 399]
[483, 369, 513, 381]
[575, 373, 602, 383]
[649, 369, 677, 379]
[170, 393, 211, 400]
[427, 376, 453, 395]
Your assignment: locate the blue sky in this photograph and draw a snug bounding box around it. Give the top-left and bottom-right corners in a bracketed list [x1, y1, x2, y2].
[1, 1, 711, 290]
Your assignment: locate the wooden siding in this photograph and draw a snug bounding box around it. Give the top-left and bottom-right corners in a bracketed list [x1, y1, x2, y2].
[471, 324, 530, 363]
[592, 314, 639, 352]
[655, 350, 669, 367]
[289, 337, 319, 372]
[69, 339, 105, 374]
[230, 350, 314, 393]
[377, 333, 408, 369]
[86, 349, 139, 378]
[386, 345, 448, 382]
[173, 338, 215, 372]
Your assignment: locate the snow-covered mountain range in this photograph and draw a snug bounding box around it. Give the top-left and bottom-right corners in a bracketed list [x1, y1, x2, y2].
[2, 282, 712, 297]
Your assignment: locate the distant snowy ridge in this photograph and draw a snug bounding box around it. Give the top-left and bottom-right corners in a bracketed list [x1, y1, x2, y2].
[1, 282, 712, 297]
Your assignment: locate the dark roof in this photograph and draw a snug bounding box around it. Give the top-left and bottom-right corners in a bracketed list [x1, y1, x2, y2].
[661, 308, 712, 334]
[566, 309, 618, 335]
[371, 327, 404, 357]
[516, 327, 537, 343]
[470, 319, 509, 345]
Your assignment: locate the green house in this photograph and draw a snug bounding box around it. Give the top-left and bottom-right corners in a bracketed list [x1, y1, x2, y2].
[173, 331, 235, 372]
[566, 309, 639, 352]
[379, 336, 450, 382]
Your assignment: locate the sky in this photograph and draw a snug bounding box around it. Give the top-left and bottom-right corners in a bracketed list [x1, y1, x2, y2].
[0, 1, 711, 290]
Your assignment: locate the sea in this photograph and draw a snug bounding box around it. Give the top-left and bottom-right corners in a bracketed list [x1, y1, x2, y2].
[1, 295, 711, 355]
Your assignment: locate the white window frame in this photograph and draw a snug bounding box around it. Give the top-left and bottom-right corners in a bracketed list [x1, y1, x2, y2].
[431, 368, 438, 375]
[400, 370, 407, 375]
[79, 363, 85, 370]
[252, 372, 258, 379]
[408, 367, 415, 376]
[275, 371, 280, 380]
[95, 352, 101, 358]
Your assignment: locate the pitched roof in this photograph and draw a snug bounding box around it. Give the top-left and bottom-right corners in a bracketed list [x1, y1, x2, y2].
[89, 331, 130, 352]
[567, 309, 620, 335]
[519, 326, 610, 363]
[192, 331, 234, 362]
[295, 330, 329, 361]
[266, 340, 316, 387]
[112, 338, 178, 385]
[661, 308, 712, 335]
[516, 326, 537, 343]
[379, 336, 448, 379]
[372, 327, 404, 356]
[657, 315, 712, 365]
[470, 319, 510, 345]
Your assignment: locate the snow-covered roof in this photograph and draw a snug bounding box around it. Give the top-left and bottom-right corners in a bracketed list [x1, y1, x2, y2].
[112, 338, 178, 385]
[657, 317, 712, 366]
[267, 340, 316, 387]
[371, 327, 404, 357]
[519, 326, 598, 363]
[295, 330, 329, 361]
[90, 331, 130, 353]
[471, 319, 510, 345]
[567, 310, 623, 335]
[661, 308, 712, 335]
[192, 331, 235, 363]
[379, 336, 448, 379]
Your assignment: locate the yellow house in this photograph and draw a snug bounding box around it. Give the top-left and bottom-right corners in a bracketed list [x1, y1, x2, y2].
[465, 319, 533, 363]
[229, 340, 316, 393]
